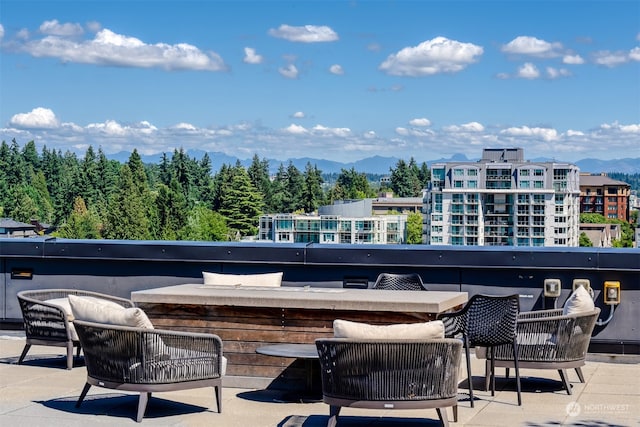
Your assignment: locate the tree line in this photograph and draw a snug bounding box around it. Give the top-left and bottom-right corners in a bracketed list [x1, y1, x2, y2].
[0, 140, 429, 241]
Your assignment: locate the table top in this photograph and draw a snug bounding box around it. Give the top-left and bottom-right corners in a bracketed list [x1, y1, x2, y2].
[132, 283, 468, 314]
[256, 344, 319, 359]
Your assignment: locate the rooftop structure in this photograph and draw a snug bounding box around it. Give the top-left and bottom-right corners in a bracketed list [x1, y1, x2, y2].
[423, 148, 581, 246]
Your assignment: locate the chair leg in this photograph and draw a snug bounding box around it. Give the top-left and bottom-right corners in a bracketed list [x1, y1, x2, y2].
[214, 385, 222, 413]
[558, 370, 572, 395]
[512, 339, 521, 406]
[76, 383, 91, 408]
[452, 404, 458, 422]
[76, 344, 82, 358]
[505, 367, 510, 379]
[66, 342, 74, 370]
[436, 407, 450, 427]
[136, 392, 151, 422]
[575, 367, 585, 383]
[484, 359, 490, 391]
[328, 405, 341, 427]
[18, 344, 31, 365]
[489, 347, 496, 397]
[464, 338, 474, 407]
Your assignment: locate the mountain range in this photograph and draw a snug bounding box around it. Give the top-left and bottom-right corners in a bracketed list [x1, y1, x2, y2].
[109, 150, 640, 175]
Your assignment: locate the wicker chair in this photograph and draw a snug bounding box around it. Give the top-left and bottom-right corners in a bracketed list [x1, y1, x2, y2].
[17, 289, 134, 369]
[438, 294, 521, 407]
[315, 338, 462, 427]
[372, 273, 428, 291]
[73, 319, 224, 423]
[479, 307, 601, 395]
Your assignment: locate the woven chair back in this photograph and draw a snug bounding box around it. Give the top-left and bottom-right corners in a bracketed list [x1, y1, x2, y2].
[373, 273, 427, 291]
[465, 294, 519, 346]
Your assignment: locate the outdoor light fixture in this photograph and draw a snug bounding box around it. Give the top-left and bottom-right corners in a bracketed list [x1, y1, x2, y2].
[543, 279, 561, 298]
[597, 281, 621, 326]
[573, 278, 594, 299]
[603, 281, 621, 305]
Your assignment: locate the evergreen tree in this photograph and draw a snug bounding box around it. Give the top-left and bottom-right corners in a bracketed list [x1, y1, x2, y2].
[301, 162, 324, 213]
[10, 186, 39, 223]
[104, 164, 152, 240]
[390, 158, 421, 197]
[55, 196, 101, 239]
[286, 162, 304, 212]
[248, 155, 272, 212]
[329, 167, 374, 201]
[219, 165, 263, 237]
[270, 163, 292, 213]
[155, 178, 188, 240]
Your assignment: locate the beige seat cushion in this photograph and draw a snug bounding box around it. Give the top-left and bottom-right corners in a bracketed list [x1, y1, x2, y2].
[563, 285, 595, 316]
[333, 319, 445, 339]
[68, 294, 153, 329]
[202, 271, 283, 287]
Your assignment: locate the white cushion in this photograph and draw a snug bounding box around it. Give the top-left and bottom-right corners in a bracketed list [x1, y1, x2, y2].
[333, 319, 445, 339]
[563, 285, 595, 316]
[202, 271, 283, 287]
[68, 294, 154, 329]
[45, 298, 79, 341]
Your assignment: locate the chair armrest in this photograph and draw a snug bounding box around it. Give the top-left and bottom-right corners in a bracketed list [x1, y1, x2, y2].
[437, 310, 467, 338]
[518, 308, 563, 320]
[74, 320, 223, 384]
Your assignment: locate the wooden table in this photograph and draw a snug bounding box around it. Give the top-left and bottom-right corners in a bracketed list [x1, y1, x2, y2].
[132, 284, 468, 390]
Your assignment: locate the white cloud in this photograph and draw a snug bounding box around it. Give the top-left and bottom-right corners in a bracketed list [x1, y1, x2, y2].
[243, 47, 263, 64]
[0, 24, 4, 40]
[629, 47, 640, 62]
[292, 111, 305, 118]
[409, 118, 431, 127]
[172, 122, 197, 131]
[39, 19, 83, 37]
[329, 64, 344, 75]
[312, 124, 351, 137]
[19, 24, 227, 71]
[501, 36, 563, 58]
[500, 126, 559, 141]
[10, 107, 60, 129]
[563, 54, 584, 64]
[379, 36, 483, 76]
[284, 123, 308, 134]
[444, 122, 485, 132]
[592, 50, 630, 67]
[278, 64, 298, 79]
[566, 130, 585, 137]
[546, 67, 571, 79]
[517, 62, 540, 79]
[268, 24, 338, 43]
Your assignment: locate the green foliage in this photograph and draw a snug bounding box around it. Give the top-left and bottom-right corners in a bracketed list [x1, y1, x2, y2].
[406, 212, 423, 244]
[328, 167, 376, 201]
[55, 197, 101, 239]
[218, 165, 264, 237]
[579, 232, 593, 247]
[179, 205, 228, 241]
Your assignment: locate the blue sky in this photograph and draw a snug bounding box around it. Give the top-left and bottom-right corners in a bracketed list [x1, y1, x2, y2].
[1, 1, 639, 164]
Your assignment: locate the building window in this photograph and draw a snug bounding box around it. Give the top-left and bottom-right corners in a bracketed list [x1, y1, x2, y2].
[520, 169, 530, 176]
[534, 169, 544, 176]
[468, 169, 478, 176]
[520, 180, 530, 188]
[454, 180, 463, 188]
[534, 180, 544, 188]
[468, 180, 477, 188]
[454, 169, 464, 176]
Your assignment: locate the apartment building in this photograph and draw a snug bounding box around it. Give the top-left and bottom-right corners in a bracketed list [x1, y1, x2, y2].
[423, 148, 581, 246]
[259, 213, 407, 244]
[579, 173, 631, 222]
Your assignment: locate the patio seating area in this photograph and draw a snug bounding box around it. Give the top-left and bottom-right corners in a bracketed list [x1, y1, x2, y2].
[1, 329, 638, 426]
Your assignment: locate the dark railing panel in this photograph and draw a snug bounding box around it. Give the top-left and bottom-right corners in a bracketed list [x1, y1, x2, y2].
[1, 238, 638, 354]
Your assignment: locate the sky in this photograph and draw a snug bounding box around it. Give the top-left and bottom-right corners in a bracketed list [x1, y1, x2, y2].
[1, 0, 639, 164]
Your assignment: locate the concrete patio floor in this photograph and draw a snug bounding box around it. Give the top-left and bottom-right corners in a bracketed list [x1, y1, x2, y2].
[1, 332, 638, 427]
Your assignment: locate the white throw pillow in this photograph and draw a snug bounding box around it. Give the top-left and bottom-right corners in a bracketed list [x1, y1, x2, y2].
[202, 271, 283, 287]
[69, 294, 154, 329]
[563, 285, 595, 316]
[333, 319, 445, 340]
